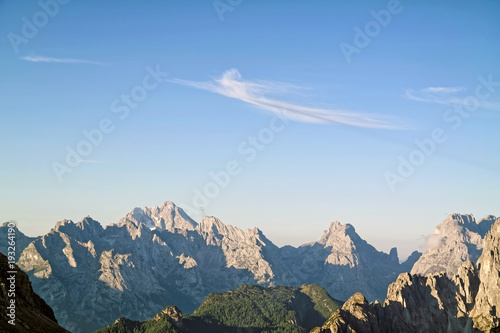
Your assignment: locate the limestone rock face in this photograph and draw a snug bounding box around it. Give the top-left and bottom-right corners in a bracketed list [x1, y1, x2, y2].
[411, 214, 496, 276]
[318, 218, 500, 333]
[471, 218, 500, 330]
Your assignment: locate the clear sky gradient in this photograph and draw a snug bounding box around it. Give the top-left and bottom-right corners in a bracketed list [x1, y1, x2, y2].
[1, 0, 499, 259]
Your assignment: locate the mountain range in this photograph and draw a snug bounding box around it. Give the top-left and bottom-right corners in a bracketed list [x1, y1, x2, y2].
[1, 201, 418, 332]
[1, 202, 497, 332]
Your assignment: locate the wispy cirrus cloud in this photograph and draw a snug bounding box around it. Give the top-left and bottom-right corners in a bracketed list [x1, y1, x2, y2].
[405, 86, 500, 111]
[21, 55, 103, 65]
[422, 86, 465, 94]
[169, 69, 407, 130]
[405, 86, 466, 105]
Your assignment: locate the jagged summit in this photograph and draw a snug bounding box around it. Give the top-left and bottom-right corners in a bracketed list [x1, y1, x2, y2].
[318, 221, 360, 247]
[197, 216, 227, 234]
[411, 213, 497, 276]
[54, 219, 73, 231]
[118, 201, 198, 231]
[76, 216, 103, 231]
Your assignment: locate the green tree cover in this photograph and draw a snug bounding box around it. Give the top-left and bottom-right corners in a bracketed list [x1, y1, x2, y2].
[95, 284, 342, 333]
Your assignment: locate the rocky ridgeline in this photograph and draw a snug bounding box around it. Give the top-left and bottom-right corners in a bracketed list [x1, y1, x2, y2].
[0, 201, 419, 332]
[314, 217, 500, 333]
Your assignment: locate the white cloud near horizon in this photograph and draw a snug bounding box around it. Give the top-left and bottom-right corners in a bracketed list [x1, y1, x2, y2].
[21, 55, 103, 65]
[170, 69, 408, 130]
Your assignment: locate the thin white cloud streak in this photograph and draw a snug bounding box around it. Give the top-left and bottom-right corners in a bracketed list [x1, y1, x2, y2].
[21, 55, 103, 65]
[170, 69, 408, 130]
[422, 86, 465, 94]
[405, 86, 500, 111]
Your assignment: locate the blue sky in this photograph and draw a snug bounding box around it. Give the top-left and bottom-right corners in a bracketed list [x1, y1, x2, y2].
[1, 0, 499, 259]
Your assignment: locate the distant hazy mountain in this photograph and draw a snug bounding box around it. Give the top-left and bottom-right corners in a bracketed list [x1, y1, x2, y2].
[96, 284, 342, 333]
[411, 214, 497, 276]
[313, 217, 500, 333]
[1, 201, 418, 332]
[0, 253, 68, 333]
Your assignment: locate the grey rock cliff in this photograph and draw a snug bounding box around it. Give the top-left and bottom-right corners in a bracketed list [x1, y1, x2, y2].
[317, 217, 500, 333]
[411, 214, 496, 276]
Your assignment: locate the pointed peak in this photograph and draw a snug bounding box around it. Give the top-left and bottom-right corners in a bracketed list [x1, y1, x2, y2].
[132, 207, 144, 213]
[327, 221, 356, 232]
[197, 216, 239, 237]
[153, 305, 182, 322]
[76, 216, 103, 232]
[119, 201, 197, 231]
[329, 220, 343, 229]
[54, 219, 74, 231]
[343, 292, 368, 308]
[317, 221, 362, 248]
[200, 216, 225, 229]
[160, 201, 176, 210]
[320, 221, 356, 239]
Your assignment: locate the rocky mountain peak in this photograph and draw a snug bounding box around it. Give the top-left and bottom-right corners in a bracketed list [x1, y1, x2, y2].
[153, 305, 183, 322]
[159, 200, 176, 210]
[319, 221, 359, 247]
[447, 213, 475, 225]
[76, 216, 103, 232]
[389, 247, 399, 264]
[411, 213, 495, 277]
[195, 216, 246, 244]
[118, 201, 198, 232]
[54, 219, 74, 231]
